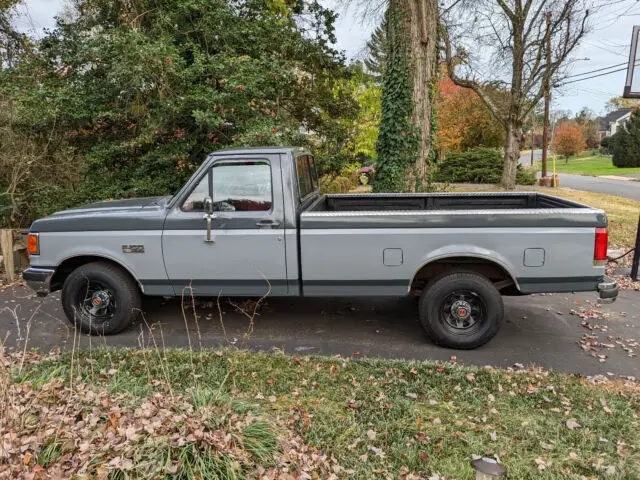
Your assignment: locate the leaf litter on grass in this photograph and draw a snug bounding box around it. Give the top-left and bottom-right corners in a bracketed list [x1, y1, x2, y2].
[2, 346, 640, 479]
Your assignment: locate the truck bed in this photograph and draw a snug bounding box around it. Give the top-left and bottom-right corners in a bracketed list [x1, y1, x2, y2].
[301, 192, 607, 229]
[308, 192, 585, 212]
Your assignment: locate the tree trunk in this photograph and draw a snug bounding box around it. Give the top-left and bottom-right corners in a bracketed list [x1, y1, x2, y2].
[404, 0, 438, 190]
[501, 121, 521, 189]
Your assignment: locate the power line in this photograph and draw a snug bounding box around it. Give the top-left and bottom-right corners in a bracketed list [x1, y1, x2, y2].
[556, 66, 629, 86]
[564, 61, 628, 79]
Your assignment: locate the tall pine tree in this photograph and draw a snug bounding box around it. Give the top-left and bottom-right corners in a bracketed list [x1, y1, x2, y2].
[364, 10, 388, 81]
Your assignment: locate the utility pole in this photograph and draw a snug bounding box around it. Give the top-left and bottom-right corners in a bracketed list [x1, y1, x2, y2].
[541, 12, 552, 180]
[530, 114, 536, 166]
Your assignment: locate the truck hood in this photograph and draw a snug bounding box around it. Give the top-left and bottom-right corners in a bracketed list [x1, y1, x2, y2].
[53, 195, 172, 215]
[31, 196, 172, 233]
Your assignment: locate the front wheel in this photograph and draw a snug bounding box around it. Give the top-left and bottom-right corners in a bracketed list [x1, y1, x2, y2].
[418, 271, 504, 349]
[61, 262, 141, 335]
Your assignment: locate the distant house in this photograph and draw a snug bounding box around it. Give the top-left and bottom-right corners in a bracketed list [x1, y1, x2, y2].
[597, 108, 632, 140]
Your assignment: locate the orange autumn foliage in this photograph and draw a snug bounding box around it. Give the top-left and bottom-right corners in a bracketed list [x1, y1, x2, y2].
[436, 77, 504, 153]
[552, 122, 586, 159]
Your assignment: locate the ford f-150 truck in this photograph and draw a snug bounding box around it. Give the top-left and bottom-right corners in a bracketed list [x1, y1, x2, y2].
[24, 147, 618, 349]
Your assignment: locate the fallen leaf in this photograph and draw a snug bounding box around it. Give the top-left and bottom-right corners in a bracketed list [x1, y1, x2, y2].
[466, 373, 475, 382]
[419, 451, 430, 463]
[268, 395, 277, 403]
[366, 430, 376, 441]
[566, 419, 581, 430]
[22, 452, 32, 466]
[367, 445, 385, 457]
[490, 431, 497, 441]
[535, 456, 551, 470]
[617, 442, 629, 457]
[488, 394, 495, 403]
[405, 392, 418, 399]
[600, 398, 612, 415]
[432, 418, 441, 425]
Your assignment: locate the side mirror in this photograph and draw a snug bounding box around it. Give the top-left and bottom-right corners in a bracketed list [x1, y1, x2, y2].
[204, 196, 213, 215]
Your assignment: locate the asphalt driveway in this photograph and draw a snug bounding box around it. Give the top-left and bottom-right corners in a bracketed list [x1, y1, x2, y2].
[2, 284, 639, 378]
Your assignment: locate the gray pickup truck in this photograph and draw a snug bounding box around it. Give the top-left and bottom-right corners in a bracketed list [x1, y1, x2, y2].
[24, 147, 618, 349]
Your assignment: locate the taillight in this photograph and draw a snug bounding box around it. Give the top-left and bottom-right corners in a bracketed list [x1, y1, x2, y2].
[594, 227, 608, 265]
[27, 233, 39, 255]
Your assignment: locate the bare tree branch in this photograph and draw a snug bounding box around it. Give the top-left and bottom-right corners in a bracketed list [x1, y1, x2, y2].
[442, 26, 506, 123]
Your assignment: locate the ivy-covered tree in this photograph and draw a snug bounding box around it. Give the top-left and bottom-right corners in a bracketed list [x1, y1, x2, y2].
[2, 0, 359, 221]
[374, 0, 439, 192]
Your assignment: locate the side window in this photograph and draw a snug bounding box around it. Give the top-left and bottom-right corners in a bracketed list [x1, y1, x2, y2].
[296, 154, 318, 200]
[182, 161, 273, 212]
[296, 155, 312, 199]
[307, 155, 319, 191]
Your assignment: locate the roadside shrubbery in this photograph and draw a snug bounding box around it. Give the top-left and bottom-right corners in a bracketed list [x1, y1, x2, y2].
[434, 147, 537, 185]
[612, 109, 640, 168]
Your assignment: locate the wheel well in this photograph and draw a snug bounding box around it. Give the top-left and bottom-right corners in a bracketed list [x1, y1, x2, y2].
[50, 256, 140, 292]
[410, 257, 516, 294]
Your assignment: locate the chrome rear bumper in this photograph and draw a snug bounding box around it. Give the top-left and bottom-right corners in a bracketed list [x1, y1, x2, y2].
[23, 267, 56, 297]
[598, 276, 619, 304]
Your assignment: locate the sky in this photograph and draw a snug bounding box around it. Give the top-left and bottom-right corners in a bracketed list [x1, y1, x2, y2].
[13, 0, 640, 117]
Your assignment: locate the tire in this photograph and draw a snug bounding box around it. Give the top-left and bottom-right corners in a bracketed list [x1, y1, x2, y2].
[61, 262, 141, 335]
[418, 271, 504, 349]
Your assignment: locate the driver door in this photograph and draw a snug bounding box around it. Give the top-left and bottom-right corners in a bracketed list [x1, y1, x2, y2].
[161, 155, 287, 296]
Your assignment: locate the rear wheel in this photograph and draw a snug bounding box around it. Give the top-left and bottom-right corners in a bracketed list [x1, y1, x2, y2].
[61, 262, 141, 335]
[418, 271, 504, 349]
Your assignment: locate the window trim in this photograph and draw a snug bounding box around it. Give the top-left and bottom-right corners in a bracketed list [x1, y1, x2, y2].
[180, 158, 274, 214]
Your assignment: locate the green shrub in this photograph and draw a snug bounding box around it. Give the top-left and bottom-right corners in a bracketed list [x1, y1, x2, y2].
[516, 168, 537, 185]
[433, 147, 536, 185]
[320, 174, 355, 194]
[336, 176, 353, 192]
[319, 174, 333, 191]
[326, 180, 343, 193]
[339, 162, 362, 185]
[612, 110, 640, 167]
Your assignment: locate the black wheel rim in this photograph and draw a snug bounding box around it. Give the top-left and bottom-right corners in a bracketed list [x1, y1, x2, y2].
[75, 280, 116, 324]
[440, 290, 486, 333]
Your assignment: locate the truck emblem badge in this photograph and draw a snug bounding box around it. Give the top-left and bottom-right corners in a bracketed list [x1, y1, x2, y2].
[122, 245, 145, 254]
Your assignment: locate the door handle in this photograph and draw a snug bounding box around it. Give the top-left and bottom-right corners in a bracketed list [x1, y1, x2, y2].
[203, 212, 215, 243]
[256, 219, 281, 228]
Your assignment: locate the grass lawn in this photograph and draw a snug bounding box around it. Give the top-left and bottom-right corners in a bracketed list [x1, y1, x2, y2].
[540, 155, 640, 176]
[541, 189, 639, 247]
[3, 348, 639, 479]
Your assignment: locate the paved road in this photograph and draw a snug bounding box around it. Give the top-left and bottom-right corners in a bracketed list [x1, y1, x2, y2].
[518, 150, 640, 201]
[557, 173, 640, 201]
[2, 285, 639, 378]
